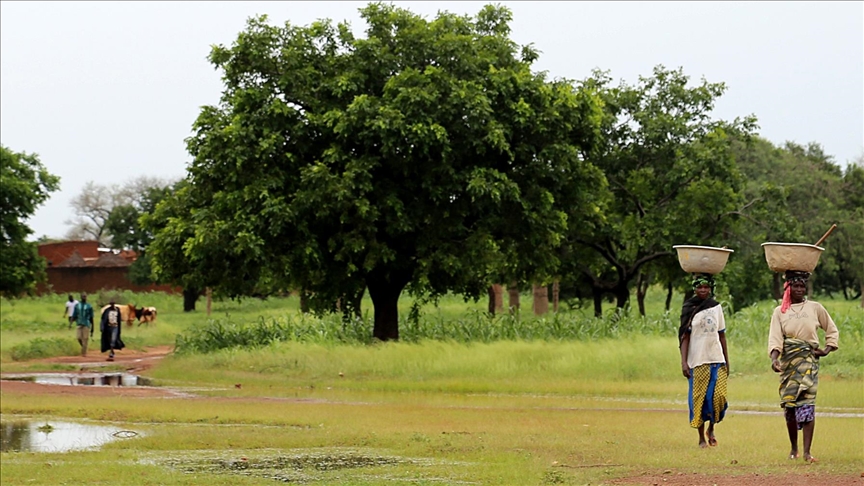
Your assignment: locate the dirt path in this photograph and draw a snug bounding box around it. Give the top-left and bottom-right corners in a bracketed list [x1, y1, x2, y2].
[0, 345, 178, 398]
[32, 344, 175, 373]
[605, 470, 863, 486]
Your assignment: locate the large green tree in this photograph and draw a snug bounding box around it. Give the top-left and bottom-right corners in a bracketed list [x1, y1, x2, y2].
[568, 66, 756, 316]
[0, 145, 60, 297]
[140, 181, 208, 311]
[151, 3, 607, 339]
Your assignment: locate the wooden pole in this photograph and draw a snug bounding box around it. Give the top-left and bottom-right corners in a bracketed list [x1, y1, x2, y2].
[814, 224, 837, 247]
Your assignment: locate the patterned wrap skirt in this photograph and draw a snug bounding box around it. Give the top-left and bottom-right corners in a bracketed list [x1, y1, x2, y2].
[688, 363, 728, 428]
[779, 337, 818, 428]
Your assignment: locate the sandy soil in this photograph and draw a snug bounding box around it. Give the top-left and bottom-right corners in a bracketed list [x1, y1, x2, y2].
[605, 470, 863, 486]
[2, 347, 862, 484]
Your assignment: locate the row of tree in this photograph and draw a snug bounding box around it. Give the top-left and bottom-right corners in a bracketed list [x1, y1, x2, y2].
[4, 4, 862, 341]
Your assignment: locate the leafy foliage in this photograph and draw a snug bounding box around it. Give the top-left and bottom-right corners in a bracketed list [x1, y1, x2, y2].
[150, 4, 607, 339]
[65, 176, 175, 246]
[561, 66, 757, 315]
[0, 145, 60, 298]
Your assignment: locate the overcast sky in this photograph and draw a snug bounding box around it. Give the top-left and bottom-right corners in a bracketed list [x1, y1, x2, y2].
[2, 1, 862, 241]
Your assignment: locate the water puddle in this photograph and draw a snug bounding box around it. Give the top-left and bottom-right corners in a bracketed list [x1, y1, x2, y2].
[0, 419, 138, 453]
[1, 372, 154, 387]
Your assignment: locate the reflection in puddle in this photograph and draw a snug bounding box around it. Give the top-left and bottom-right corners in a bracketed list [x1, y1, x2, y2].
[0, 419, 134, 453]
[2, 373, 154, 387]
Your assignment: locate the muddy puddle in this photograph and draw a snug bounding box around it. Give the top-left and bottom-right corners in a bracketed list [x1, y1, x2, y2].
[1, 372, 154, 387]
[157, 448, 453, 483]
[0, 418, 139, 453]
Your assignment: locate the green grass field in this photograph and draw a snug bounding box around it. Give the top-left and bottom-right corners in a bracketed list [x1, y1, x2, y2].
[1, 289, 862, 484]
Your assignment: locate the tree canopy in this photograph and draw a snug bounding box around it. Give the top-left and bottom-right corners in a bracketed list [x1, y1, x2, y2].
[1, 145, 60, 297]
[147, 3, 609, 339]
[561, 66, 757, 316]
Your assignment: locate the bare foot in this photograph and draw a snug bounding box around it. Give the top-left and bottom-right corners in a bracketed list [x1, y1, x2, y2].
[699, 440, 708, 449]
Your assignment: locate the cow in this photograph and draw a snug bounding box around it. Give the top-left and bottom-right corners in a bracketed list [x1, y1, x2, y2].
[138, 306, 157, 325]
[99, 303, 138, 328]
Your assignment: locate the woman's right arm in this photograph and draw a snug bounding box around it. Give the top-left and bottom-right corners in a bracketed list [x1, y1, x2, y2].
[680, 334, 691, 379]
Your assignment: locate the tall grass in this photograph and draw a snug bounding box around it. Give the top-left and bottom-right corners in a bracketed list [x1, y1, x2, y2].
[3, 290, 861, 377]
[170, 298, 863, 378]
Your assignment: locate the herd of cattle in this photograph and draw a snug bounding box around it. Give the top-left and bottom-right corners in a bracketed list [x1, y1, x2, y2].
[98, 303, 157, 327]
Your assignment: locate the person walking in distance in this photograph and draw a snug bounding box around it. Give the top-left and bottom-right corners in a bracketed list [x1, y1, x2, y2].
[70, 293, 94, 356]
[63, 294, 78, 329]
[100, 300, 125, 361]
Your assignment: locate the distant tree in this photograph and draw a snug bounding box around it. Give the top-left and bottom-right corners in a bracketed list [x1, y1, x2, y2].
[712, 136, 801, 310]
[104, 181, 176, 287]
[150, 4, 607, 338]
[64, 181, 117, 244]
[835, 160, 864, 306]
[0, 145, 60, 297]
[65, 176, 171, 245]
[570, 66, 757, 316]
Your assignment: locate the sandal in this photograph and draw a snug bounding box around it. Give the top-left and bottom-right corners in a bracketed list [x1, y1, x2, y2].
[708, 436, 717, 447]
[804, 455, 817, 463]
[788, 453, 799, 460]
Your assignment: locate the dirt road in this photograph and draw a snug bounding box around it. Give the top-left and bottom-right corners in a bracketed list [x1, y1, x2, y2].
[0, 345, 177, 398]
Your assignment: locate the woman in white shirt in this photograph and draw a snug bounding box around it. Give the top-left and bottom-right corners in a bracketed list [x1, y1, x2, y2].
[768, 270, 839, 463]
[678, 273, 730, 449]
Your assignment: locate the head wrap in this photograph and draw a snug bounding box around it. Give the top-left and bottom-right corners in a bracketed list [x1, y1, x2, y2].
[780, 270, 810, 314]
[691, 273, 715, 292]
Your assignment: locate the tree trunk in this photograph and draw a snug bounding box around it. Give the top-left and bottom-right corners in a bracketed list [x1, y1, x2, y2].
[614, 281, 629, 310]
[860, 282, 864, 309]
[350, 287, 364, 319]
[508, 282, 520, 314]
[532, 283, 548, 316]
[592, 286, 603, 318]
[487, 284, 504, 316]
[366, 269, 411, 341]
[299, 291, 310, 314]
[182, 287, 198, 312]
[206, 287, 212, 316]
[665, 281, 673, 312]
[635, 272, 649, 317]
[552, 280, 559, 312]
[772, 273, 782, 300]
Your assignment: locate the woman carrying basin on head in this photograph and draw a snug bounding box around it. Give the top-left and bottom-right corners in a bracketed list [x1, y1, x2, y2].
[768, 270, 839, 463]
[679, 273, 729, 448]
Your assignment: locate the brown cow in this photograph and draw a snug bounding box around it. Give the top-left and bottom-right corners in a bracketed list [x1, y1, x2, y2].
[138, 306, 157, 325]
[99, 303, 138, 328]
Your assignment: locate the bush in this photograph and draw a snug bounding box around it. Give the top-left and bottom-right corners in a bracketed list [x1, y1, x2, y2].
[10, 337, 80, 361]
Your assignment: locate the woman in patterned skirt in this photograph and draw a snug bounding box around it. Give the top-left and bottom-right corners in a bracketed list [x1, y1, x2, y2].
[679, 273, 730, 448]
[768, 270, 839, 463]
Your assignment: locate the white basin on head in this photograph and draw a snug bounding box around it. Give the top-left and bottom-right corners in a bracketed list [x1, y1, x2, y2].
[761, 242, 824, 273]
[672, 245, 734, 275]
